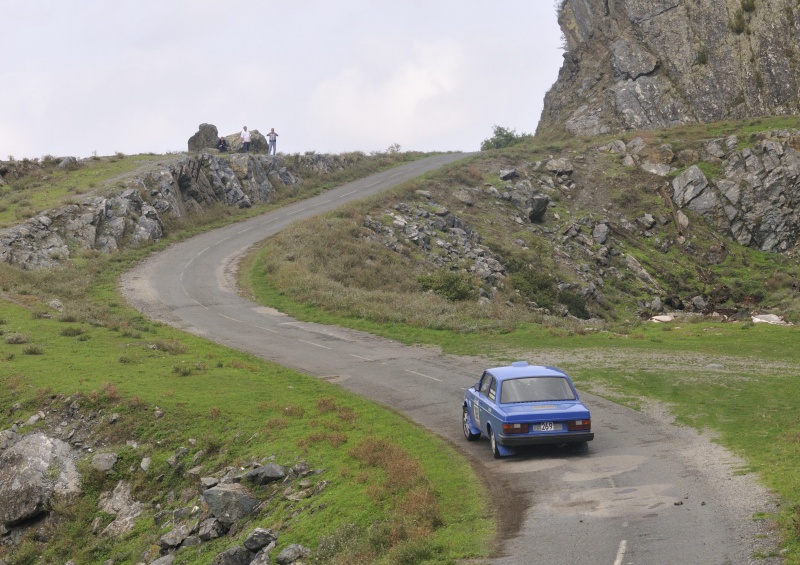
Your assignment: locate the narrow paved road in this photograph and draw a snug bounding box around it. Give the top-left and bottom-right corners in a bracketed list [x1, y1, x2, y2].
[121, 154, 779, 564]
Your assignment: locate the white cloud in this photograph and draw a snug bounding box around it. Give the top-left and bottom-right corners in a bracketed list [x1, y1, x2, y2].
[308, 40, 467, 151]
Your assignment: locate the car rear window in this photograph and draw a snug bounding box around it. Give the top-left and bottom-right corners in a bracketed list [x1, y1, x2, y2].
[500, 376, 576, 403]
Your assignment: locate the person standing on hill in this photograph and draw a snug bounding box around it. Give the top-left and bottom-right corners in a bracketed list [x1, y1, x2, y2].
[240, 126, 251, 152]
[267, 128, 279, 155]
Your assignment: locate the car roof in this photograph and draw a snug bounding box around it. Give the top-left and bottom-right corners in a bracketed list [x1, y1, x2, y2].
[485, 361, 568, 382]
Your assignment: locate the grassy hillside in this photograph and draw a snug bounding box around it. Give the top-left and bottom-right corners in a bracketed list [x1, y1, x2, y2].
[0, 150, 493, 565]
[240, 117, 800, 563]
[243, 116, 800, 332]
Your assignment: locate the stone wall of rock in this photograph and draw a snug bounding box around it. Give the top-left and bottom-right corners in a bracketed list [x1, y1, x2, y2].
[0, 153, 301, 270]
[539, 0, 800, 136]
[673, 132, 800, 252]
[603, 128, 800, 253]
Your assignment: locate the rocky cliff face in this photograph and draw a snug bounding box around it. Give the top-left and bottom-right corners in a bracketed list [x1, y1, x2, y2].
[539, 0, 800, 137]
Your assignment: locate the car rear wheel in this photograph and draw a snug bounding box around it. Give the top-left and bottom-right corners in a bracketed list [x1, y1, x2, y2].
[568, 441, 589, 454]
[488, 426, 501, 459]
[462, 406, 480, 441]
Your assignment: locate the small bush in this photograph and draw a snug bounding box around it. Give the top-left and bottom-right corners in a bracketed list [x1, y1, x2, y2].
[509, 269, 557, 308]
[317, 397, 338, 413]
[299, 431, 348, 449]
[152, 339, 188, 355]
[558, 289, 591, 319]
[102, 382, 120, 400]
[5, 333, 29, 344]
[765, 271, 794, 291]
[172, 364, 193, 376]
[480, 125, 533, 151]
[23, 345, 44, 355]
[418, 271, 476, 301]
[204, 436, 224, 454]
[742, 0, 756, 12]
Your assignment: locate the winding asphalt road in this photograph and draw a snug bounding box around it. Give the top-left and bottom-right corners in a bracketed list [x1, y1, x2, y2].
[121, 154, 777, 564]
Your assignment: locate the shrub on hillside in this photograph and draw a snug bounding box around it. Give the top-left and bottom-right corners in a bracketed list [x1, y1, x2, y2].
[418, 271, 477, 301]
[480, 125, 533, 151]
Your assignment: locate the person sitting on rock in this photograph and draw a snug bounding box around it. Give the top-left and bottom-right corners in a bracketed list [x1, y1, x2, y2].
[217, 137, 228, 152]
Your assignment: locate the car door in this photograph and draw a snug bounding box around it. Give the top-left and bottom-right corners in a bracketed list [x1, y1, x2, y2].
[474, 373, 496, 432]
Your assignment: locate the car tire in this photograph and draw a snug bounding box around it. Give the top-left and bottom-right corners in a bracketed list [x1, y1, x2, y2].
[462, 406, 481, 441]
[569, 441, 589, 454]
[488, 426, 501, 459]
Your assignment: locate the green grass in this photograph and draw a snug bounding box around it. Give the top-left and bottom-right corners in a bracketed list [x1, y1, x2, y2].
[0, 294, 492, 565]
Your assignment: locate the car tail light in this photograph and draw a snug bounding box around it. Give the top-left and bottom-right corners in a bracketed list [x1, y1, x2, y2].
[567, 419, 591, 431]
[502, 423, 530, 435]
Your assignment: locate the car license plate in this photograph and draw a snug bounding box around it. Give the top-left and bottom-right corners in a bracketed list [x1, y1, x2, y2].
[534, 422, 561, 431]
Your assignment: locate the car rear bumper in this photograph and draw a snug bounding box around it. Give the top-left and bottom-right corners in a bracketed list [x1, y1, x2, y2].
[498, 432, 594, 446]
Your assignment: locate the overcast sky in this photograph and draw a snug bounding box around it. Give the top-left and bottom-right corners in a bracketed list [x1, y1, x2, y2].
[1, 1, 564, 160]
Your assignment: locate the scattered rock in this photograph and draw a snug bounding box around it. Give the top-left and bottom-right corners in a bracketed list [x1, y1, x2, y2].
[211, 547, 256, 565]
[275, 544, 311, 565]
[244, 528, 279, 552]
[92, 452, 118, 472]
[98, 481, 144, 536]
[202, 484, 259, 527]
[752, 314, 792, 326]
[245, 463, 286, 485]
[650, 315, 674, 323]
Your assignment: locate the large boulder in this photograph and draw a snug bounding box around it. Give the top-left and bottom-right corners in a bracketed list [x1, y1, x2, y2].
[188, 123, 220, 152]
[0, 432, 81, 528]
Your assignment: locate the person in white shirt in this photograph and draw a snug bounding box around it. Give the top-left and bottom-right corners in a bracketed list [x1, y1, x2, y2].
[240, 126, 252, 152]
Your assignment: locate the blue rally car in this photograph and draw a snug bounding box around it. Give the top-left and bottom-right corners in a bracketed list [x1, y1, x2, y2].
[462, 362, 594, 458]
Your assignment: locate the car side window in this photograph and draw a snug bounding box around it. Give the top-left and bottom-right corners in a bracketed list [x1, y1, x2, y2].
[479, 372, 492, 396]
[487, 377, 497, 402]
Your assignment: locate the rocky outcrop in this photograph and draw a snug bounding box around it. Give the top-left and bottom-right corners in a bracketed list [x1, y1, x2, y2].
[598, 129, 800, 252]
[671, 133, 800, 252]
[539, 1, 800, 136]
[0, 153, 300, 270]
[0, 147, 390, 271]
[188, 123, 269, 154]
